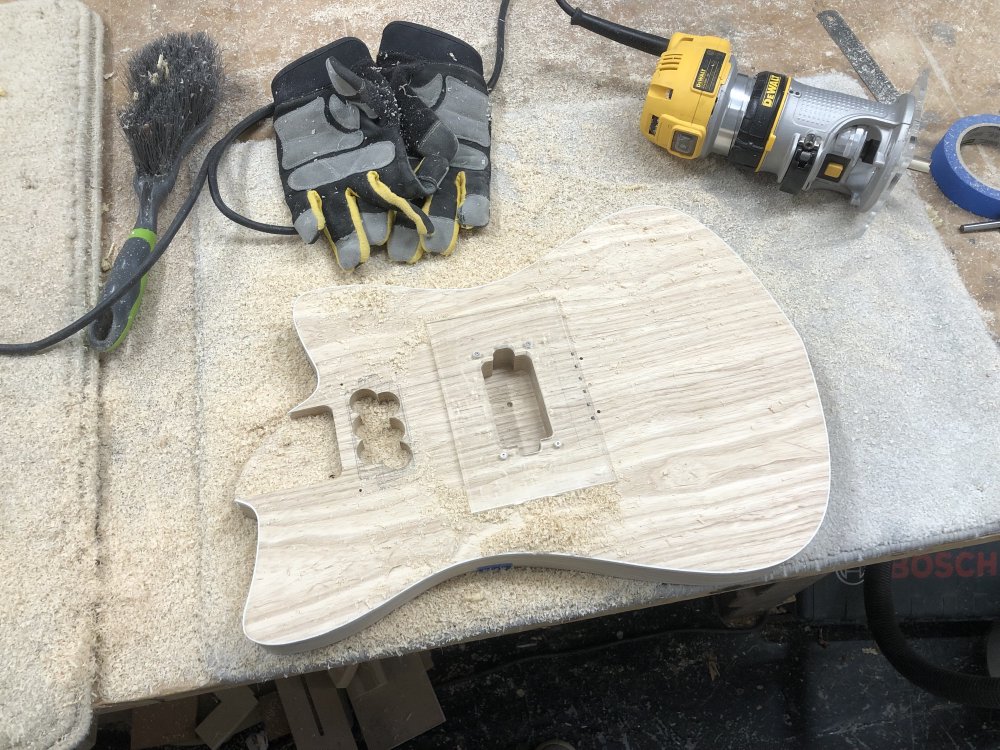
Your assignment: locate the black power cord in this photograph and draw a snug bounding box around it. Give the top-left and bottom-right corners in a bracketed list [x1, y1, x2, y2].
[554, 0, 668, 55]
[486, 0, 512, 93]
[864, 561, 1000, 708]
[207, 102, 295, 236]
[0, 102, 281, 355]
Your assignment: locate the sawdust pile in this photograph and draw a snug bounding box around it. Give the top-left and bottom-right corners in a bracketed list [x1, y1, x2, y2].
[352, 394, 411, 470]
[478, 484, 623, 556]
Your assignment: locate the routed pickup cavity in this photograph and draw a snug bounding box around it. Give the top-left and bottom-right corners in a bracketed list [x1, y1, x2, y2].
[481, 347, 553, 456]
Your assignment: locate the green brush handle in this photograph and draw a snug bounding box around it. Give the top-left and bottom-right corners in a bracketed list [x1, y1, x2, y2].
[86, 228, 156, 352]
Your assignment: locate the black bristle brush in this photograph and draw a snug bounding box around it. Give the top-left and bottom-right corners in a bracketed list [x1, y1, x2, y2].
[88, 32, 222, 351]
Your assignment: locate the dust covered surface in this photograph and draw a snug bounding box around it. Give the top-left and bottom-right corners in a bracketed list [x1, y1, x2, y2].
[191, 62, 1000, 684]
[78, 0, 1000, 700]
[477, 485, 623, 557]
[0, 1, 103, 748]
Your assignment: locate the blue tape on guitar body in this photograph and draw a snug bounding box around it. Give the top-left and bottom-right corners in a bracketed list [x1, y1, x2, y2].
[930, 114, 1000, 218]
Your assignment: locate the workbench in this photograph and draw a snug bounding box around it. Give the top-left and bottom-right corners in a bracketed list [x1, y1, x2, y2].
[1, 0, 998, 747]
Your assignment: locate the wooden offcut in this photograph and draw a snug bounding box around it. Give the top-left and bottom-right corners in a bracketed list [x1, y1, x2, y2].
[328, 664, 359, 689]
[346, 654, 445, 750]
[237, 207, 831, 652]
[194, 687, 258, 750]
[275, 673, 357, 750]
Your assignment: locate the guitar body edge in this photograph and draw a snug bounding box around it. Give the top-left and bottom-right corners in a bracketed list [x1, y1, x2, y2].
[236, 206, 831, 653]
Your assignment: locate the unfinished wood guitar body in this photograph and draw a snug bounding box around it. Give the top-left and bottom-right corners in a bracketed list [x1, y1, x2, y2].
[237, 206, 830, 653]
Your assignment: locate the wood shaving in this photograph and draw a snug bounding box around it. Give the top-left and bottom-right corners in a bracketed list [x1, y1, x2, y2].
[236, 413, 342, 499]
[352, 394, 410, 469]
[478, 483, 622, 556]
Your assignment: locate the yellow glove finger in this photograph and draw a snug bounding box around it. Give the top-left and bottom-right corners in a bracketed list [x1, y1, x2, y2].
[308, 188, 370, 271]
[420, 170, 465, 256]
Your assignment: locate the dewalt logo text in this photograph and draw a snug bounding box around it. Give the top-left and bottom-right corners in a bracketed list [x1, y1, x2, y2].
[761, 75, 781, 107]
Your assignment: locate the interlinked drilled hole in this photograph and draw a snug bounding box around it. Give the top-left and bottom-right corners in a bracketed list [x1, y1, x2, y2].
[350, 389, 412, 470]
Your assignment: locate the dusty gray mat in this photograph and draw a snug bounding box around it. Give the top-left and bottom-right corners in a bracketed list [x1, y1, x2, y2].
[190, 68, 998, 683]
[93, 120, 210, 705]
[0, 1, 103, 747]
[0, 0, 991, 722]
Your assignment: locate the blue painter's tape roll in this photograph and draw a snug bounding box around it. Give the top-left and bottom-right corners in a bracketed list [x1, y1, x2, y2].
[930, 114, 1000, 218]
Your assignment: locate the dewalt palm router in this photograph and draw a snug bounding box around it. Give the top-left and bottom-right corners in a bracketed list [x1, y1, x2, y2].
[556, 0, 922, 211]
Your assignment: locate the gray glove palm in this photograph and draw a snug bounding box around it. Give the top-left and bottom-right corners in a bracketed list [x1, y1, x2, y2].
[378, 22, 492, 262]
[272, 37, 451, 270]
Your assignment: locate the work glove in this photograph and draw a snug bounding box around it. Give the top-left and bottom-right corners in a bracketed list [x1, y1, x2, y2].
[377, 21, 492, 262]
[271, 37, 456, 270]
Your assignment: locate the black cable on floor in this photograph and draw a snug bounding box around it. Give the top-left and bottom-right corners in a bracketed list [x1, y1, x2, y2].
[207, 102, 296, 235]
[0, 102, 289, 354]
[864, 561, 1000, 709]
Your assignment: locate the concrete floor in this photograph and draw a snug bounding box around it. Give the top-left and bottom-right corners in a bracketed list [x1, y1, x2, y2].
[86, 0, 1000, 337]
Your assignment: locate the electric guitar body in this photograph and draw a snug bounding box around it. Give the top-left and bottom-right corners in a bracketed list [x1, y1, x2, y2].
[237, 206, 830, 653]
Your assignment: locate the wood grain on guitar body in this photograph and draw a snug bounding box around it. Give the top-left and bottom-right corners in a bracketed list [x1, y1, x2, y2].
[235, 207, 831, 653]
